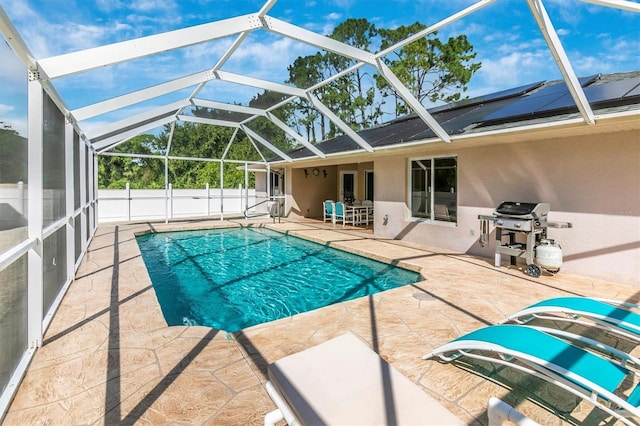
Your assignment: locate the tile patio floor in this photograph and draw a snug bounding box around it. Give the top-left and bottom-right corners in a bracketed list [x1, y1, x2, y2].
[3, 218, 639, 425]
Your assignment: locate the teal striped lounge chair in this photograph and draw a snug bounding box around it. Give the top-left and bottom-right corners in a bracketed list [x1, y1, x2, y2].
[423, 324, 640, 425]
[499, 296, 640, 342]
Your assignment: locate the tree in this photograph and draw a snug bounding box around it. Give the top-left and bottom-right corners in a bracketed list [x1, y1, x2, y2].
[97, 18, 481, 189]
[286, 53, 325, 141]
[98, 134, 164, 188]
[328, 19, 383, 131]
[286, 18, 480, 137]
[377, 23, 481, 117]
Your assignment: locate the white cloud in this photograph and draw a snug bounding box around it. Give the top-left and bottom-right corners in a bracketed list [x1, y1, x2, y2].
[1, 3, 113, 58]
[0, 103, 14, 115]
[0, 42, 27, 83]
[0, 105, 28, 136]
[129, 0, 177, 13]
[477, 50, 556, 88]
[223, 36, 317, 81]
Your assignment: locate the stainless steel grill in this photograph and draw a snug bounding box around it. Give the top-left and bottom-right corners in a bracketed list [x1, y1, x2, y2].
[479, 201, 571, 277]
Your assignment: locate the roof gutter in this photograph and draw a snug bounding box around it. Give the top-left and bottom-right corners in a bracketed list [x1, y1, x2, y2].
[266, 108, 639, 166]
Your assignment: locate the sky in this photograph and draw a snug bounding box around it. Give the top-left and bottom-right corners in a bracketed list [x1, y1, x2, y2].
[1, 0, 639, 138]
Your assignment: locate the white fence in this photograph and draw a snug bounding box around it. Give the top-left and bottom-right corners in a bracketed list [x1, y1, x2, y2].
[98, 184, 261, 223]
[0, 182, 26, 216]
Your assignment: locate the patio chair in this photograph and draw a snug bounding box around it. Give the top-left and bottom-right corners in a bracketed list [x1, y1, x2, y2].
[499, 296, 640, 343]
[423, 324, 640, 425]
[265, 332, 465, 426]
[362, 199, 373, 224]
[334, 201, 356, 227]
[323, 200, 334, 223]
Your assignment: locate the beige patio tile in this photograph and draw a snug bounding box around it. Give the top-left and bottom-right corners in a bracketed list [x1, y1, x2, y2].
[205, 384, 275, 426]
[33, 319, 109, 366]
[116, 370, 233, 424]
[2, 401, 72, 425]
[6, 218, 638, 426]
[214, 358, 264, 392]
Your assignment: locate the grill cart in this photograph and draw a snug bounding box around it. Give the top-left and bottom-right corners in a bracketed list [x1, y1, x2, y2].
[478, 201, 572, 278]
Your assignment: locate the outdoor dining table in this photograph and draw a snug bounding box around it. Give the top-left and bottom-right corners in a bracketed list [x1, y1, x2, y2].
[345, 204, 373, 227]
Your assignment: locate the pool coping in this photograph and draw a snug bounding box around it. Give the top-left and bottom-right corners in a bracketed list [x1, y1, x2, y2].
[5, 218, 639, 425]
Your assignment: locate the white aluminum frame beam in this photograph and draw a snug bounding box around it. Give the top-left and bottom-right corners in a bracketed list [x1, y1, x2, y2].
[215, 70, 307, 97]
[212, 71, 373, 153]
[38, 14, 263, 79]
[190, 34, 250, 100]
[27, 74, 44, 349]
[93, 115, 177, 150]
[88, 100, 188, 140]
[191, 99, 325, 157]
[262, 16, 376, 66]
[377, 0, 496, 58]
[0, 7, 36, 67]
[306, 94, 374, 152]
[244, 133, 268, 163]
[376, 59, 451, 142]
[266, 112, 326, 158]
[176, 113, 292, 162]
[178, 115, 242, 128]
[527, 0, 595, 124]
[73, 70, 216, 121]
[165, 121, 176, 156]
[192, 98, 267, 116]
[579, 0, 640, 12]
[241, 125, 293, 162]
[1, 8, 89, 139]
[221, 128, 241, 160]
[188, 1, 277, 100]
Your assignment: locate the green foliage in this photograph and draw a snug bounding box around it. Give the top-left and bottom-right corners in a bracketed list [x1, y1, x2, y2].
[287, 18, 482, 128]
[377, 23, 481, 116]
[98, 18, 480, 189]
[98, 134, 164, 189]
[0, 123, 27, 183]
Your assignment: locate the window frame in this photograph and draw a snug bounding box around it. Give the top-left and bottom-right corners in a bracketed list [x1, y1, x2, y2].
[407, 155, 457, 224]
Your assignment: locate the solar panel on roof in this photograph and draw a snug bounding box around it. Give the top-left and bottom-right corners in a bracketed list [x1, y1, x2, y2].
[625, 82, 640, 98]
[482, 74, 601, 123]
[589, 76, 640, 102]
[528, 76, 640, 114]
[480, 81, 546, 102]
[482, 89, 565, 121]
[428, 81, 544, 114]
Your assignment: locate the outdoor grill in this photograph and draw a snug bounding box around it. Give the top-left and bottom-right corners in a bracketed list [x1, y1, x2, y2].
[478, 201, 571, 277]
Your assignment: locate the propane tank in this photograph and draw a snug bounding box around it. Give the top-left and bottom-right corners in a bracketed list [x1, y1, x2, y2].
[535, 239, 563, 272]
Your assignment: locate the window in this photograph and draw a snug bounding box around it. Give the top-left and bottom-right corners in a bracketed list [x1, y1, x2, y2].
[409, 157, 457, 223]
[364, 170, 374, 201]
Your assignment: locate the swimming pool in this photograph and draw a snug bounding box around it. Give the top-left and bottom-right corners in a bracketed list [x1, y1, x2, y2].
[137, 227, 420, 332]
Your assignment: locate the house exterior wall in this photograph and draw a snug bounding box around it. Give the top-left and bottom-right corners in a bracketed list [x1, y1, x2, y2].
[288, 166, 338, 218]
[372, 129, 640, 286]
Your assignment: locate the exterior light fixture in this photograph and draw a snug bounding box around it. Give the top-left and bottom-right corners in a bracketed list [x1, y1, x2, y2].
[304, 169, 308, 178]
[323, 169, 327, 178]
[312, 168, 319, 176]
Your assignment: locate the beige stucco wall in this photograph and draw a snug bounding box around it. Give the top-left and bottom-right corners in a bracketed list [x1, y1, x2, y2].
[287, 166, 338, 218]
[282, 127, 639, 285]
[372, 129, 640, 286]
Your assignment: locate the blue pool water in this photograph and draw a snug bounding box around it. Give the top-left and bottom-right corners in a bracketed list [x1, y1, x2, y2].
[137, 227, 420, 332]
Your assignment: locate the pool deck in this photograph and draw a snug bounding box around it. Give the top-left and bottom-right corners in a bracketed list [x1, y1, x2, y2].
[4, 218, 639, 425]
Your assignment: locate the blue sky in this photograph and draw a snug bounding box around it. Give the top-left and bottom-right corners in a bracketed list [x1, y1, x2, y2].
[1, 0, 639, 137]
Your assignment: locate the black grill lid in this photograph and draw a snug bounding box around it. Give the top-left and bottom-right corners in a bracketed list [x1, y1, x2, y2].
[495, 201, 541, 217]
